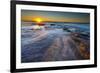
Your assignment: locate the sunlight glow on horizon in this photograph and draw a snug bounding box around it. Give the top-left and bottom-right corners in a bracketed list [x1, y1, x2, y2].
[21, 10, 90, 23]
[34, 18, 43, 23]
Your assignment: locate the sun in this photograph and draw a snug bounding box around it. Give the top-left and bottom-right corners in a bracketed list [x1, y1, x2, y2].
[35, 18, 42, 23]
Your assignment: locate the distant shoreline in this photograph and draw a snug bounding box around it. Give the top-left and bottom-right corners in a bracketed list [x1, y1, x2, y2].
[21, 21, 90, 24]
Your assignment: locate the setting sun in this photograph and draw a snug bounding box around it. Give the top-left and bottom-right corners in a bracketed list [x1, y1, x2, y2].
[35, 18, 43, 23]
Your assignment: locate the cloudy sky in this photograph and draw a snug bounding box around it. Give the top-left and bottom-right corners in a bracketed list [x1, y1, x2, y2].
[21, 10, 90, 23]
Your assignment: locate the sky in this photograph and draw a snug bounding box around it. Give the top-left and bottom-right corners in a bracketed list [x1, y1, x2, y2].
[21, 10, 90, 23]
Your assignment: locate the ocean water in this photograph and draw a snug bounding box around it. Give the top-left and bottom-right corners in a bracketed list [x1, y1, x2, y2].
[21, 22, 90, 63]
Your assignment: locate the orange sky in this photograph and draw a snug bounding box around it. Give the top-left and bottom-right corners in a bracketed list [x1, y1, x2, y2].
[21, 10, 90, 23]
